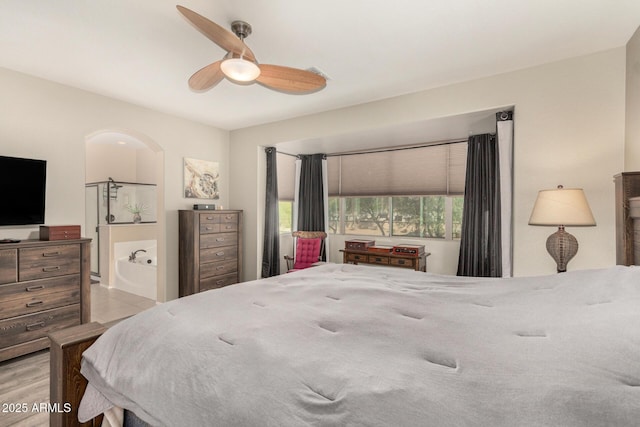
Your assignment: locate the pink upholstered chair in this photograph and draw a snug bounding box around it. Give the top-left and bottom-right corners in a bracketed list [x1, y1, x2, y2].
[284, 231, 327, 272]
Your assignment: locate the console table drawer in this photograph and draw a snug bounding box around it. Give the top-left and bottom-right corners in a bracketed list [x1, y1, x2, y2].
[18, 245, 80, 281]
[390, 258, 416, 269]
[0, 304, 80, 347]
[347, 253, 368, 263]
[368, 255, 389, 265]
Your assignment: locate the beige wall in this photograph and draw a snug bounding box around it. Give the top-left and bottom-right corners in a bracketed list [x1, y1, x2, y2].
[0, 67, 229, 301]
[626, 26, 640, 171]
[230, 48, 626, 279]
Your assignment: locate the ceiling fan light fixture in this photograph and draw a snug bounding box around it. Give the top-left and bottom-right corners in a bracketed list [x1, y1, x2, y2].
[220, 57, 261, 82]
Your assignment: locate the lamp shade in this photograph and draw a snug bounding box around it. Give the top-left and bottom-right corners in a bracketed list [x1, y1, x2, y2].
[220, 58, 261, 82]
[528, 186, 596, 226]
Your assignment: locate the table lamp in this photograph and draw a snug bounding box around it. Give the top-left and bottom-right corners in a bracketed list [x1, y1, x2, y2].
[528, 185, 596, 272]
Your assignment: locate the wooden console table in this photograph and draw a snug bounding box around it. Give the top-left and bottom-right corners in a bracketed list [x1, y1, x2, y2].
[341, 249, 430, 272]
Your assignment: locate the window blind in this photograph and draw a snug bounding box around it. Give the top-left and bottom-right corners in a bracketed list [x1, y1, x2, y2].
[327, 142, 467, 197]
[276, 152, 297, 201]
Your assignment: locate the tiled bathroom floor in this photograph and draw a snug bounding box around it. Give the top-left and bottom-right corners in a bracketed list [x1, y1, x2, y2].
[91, 282, 157, 324]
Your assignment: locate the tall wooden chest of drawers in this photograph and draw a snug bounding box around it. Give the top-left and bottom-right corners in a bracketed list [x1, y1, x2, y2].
[615, 172, 640, 265]
[0, 238, 91, 362]
[178, 210, 243, 297]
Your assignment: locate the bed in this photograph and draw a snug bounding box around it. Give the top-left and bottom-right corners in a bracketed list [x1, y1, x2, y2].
[56, 263, 640, 426]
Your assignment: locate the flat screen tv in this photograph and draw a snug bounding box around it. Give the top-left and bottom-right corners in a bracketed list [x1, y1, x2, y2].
[0, 155, 47, 226]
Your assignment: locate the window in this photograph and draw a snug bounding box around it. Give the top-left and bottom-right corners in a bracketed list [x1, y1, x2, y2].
[276, 152, 296, 234]
[326, 142, 467, 240]
[279, 201, 293, 234]
[330, 195, 463, 239]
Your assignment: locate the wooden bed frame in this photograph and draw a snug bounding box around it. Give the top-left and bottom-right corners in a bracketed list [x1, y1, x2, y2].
[49, 322, 108, 427]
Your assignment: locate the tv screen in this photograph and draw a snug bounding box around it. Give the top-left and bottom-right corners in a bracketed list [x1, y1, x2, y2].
[0, 155, 47, 226]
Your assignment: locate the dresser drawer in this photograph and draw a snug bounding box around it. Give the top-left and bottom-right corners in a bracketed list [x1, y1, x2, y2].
[200, 273, 238, 291]
[0, 304, 80, 348]
[219, 212, 239, 225]
[200, 260, 237, 280]
[199, 213, 220, 224]
[368, 255, 389, 265]
[200, 232, 238, 249]
[0, 287, 80, 320]
[199, 223, 221, 234]
[200, 246, 238, 263]
[18, 245, 80, 281]
[0, 249, 17, 285]
[390, 258, 415, 268]
[0, 275, 80, 303]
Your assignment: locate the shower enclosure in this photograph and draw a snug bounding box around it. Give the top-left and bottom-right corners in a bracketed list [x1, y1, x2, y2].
[85, 178, 157, 276]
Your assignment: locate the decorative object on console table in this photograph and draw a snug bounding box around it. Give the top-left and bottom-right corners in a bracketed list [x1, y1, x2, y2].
[614, 172, 640, 265]
[179, 210, 243, 297]
[39, 225, 81, 241]
[345, 239, 375, 251]
[0, 238, 91, 362]
[367, 245, 393, 254]
[528, 185, 596, 273]
[392, 244, 425, 257]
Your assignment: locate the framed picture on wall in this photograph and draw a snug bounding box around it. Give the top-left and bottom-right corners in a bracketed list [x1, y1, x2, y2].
[184, 157, 220, 199]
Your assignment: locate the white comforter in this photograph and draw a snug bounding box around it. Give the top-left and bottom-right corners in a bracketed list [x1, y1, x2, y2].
[80, 264, 640, 426]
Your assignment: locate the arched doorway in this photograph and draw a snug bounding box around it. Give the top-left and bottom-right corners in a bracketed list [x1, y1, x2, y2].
[85, 129, 166, 321]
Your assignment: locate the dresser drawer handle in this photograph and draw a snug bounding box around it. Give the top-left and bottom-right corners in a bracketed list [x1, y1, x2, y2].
[42, 266, 61, 272]
[26, 285, 46, 292]
[26, 321, 46, 331]
[26, 300, 44, 308]
[216, 266, 225, 270]
[206, 216, 214, 220]
[398, 260, 406, 265]
[225, 215, 233, 220]
[42, 251, 60, 257]
[216, 238, 226, 242]
[224, 225, 233, 229]
[216, 280, 224, 285]
[216, 251, 225, 257]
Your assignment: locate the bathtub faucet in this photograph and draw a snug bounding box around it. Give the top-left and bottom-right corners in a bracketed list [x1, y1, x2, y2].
[129, 249, 147, 262]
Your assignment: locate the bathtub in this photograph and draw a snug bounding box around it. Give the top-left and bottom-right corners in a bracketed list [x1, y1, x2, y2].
[113, 240, 157, 300]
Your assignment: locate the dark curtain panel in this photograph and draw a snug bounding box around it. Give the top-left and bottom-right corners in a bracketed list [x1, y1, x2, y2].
[261, 147, 280, 278]
[297, 153, 326, 260]
[457, 134, 502, 277]
[297, 153, 326, 231]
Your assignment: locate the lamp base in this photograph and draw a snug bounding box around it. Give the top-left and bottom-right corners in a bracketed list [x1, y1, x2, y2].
[545, 225, 578, 273]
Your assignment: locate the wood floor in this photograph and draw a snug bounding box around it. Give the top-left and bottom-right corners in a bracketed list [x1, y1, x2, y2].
[0, 350, 50, 427]
[0, 283, 155, 426]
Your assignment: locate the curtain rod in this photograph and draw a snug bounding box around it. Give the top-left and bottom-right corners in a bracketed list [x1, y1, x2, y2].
[275, 137, 468, 158]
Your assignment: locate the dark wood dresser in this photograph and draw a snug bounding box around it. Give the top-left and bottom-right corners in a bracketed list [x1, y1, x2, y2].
[614, 172, 640, 265]
[0, 238, 91, 362]
[179, 210, 243, 297]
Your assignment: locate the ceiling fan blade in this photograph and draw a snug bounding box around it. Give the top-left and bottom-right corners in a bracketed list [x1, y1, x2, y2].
[188, 61, 225, 91]
[256, 64, 326, 93]
[176, 5, 256, 62]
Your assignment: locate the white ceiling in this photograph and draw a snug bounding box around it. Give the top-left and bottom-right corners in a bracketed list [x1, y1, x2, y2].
[1, 0, 639, 132]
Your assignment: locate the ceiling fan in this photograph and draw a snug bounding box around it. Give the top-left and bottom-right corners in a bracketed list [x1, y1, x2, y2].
[176, 5, 326, 94]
